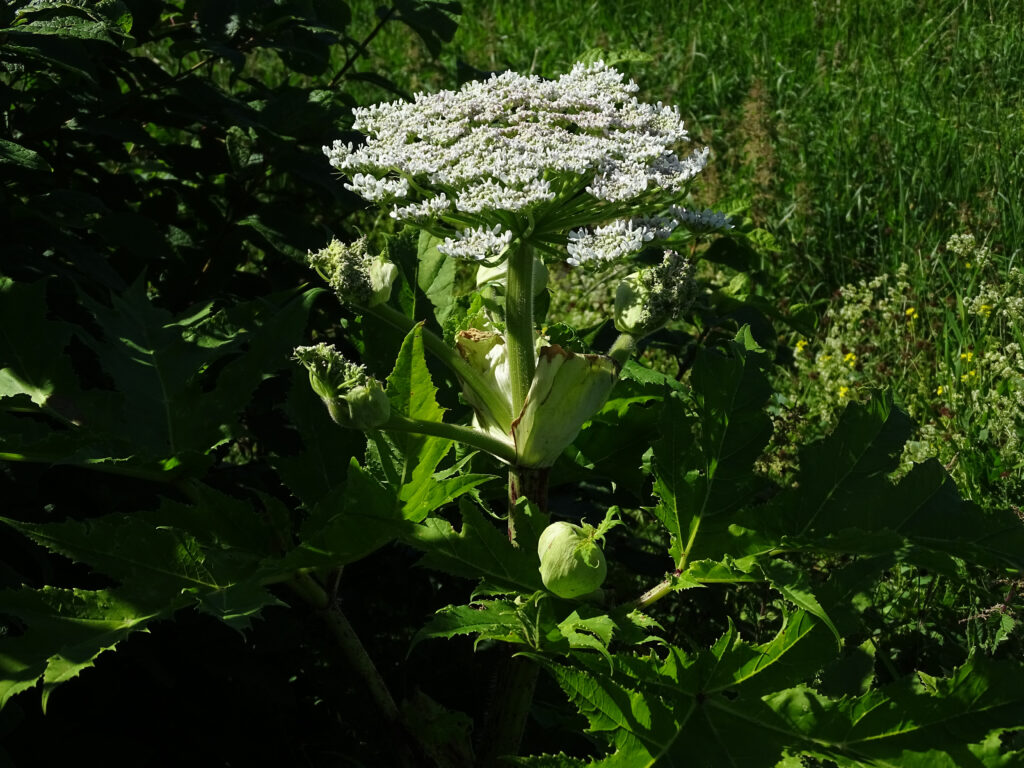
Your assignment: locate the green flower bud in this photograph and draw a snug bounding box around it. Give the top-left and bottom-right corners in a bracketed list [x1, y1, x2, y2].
[293, 344, 390, 430]
[537, 521, 608, 599]
[613, 250, 696, 337]
[308, 237, 398, 307]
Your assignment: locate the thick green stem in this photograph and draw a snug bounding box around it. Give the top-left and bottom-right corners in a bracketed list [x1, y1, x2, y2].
[631, 571, 681, 610]
[478, 654, 540, 768]
[505, 242, 536, 417]
[607, 332, 639, 367]
[508, 465, 549, 541]
[479, 462, 547, 767]
[386, 412, 516, 464]
[370, 303, 509, 429]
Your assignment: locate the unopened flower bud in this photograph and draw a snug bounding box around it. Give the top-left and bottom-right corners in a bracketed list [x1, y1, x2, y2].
[293, 344, 390, 430]
[537, 510, 620, 598]
[308, 237, 398, 307]
[613, 250, 696, 337]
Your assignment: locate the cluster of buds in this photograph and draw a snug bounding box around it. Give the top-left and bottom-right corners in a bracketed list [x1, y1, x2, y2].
[293, 344, 390, 430]
[614, 250, 697, 337]
[309, 237, 398, 307]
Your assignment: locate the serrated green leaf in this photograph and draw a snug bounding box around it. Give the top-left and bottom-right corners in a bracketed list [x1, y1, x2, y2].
[1, 487, 286, 627]
[650, 394, 696, 566]
[755, 393, 1024, 573]
[651, 330, 772, 568]
[417, 229, 456, 326]
[385, 323, 465, 521]
[757, 559, 841, 644]
[542, 620, 1024, 767]
[0, 138, 52, 172]
[408, 499, 544, 593]
[0, 586, 167, 712]
[411, 600, 523, 650]
[285, 457, 410, 569]
[75, 281, 317, 460]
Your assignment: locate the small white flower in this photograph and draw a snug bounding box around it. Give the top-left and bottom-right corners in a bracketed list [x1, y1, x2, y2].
[437, 224, 514, 262]
[670, 206, 734, 233]
[566, 219, 658, 267]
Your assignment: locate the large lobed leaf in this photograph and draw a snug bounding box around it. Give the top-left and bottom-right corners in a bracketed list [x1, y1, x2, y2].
[535, 614, 1024, 766]
[651, 327, 773, 568]
[0, 278, 319, 474]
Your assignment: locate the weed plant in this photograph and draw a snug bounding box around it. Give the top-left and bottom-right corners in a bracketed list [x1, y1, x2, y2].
[3, 2, 1024, 765]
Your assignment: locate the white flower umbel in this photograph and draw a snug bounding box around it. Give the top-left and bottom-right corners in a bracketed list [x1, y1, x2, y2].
[567, 218, 665, 267]
[319, 62, 715, 478]
[324, 60, 708, 266]
[670, 206, 734, 234]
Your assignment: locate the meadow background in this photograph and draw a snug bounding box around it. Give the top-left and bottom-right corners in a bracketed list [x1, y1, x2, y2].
[1, 0, 1023, 764]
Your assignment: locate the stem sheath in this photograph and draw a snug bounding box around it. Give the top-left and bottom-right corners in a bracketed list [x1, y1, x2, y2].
[370, 303, 509, 430]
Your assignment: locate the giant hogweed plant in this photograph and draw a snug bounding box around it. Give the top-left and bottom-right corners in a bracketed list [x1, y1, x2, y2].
[3, 62, 1024, 766]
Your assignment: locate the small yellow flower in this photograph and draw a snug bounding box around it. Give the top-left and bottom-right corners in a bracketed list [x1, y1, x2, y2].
[905, 307, 918, 320]
[964, 261, 972, 269]
[844, 352, 857, 368]
[960, 370, 977, 383]
[936, 385, 944, 395]
[960, 351, 974, 362]
[979, 304, 993, 317]
[838, 386, 849, 400]
[795, 339, 808, 352]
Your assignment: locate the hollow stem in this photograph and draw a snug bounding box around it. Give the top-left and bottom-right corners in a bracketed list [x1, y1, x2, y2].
[505, 242, 536, 418]
[288, 572, 417, 766]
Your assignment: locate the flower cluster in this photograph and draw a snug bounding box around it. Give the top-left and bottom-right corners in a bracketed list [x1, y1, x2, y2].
[788, 233, 1024, 505]
[308, 237, 398, 307]
[325, 61, 709, 266]
[614, 250, 697, 336]
[437, 223, 515, 263]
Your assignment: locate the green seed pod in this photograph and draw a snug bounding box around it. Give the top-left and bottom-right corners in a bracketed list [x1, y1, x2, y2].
[537, 521, 607, 599]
